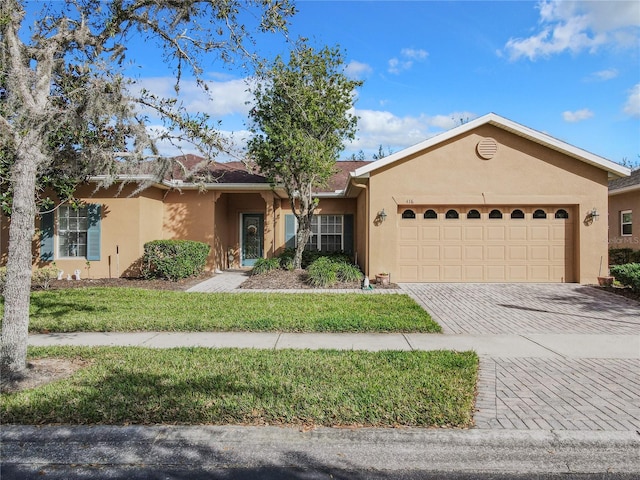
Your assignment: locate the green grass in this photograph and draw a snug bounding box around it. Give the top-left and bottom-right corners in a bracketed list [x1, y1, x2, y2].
[0, 347, 478, 427]
[2, 288, 440, 333]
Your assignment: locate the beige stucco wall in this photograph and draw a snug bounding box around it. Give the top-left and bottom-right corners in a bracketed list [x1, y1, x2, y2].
[21, 184, 166, 279]
[366, 124, 610, 284]
[608, 189, 640, 251]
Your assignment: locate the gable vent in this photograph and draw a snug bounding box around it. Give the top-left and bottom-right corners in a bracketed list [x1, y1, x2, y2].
[477, 137, 498, 160]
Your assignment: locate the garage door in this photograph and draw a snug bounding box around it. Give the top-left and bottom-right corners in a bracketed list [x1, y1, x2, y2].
[397, 206, 574, 282]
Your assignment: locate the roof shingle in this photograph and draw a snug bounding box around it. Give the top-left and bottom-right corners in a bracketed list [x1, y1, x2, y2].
[609, 168, 640, 192]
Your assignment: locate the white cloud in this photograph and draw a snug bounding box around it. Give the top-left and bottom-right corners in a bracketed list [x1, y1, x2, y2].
[347, 109, 477, 153]
[132, 76, 253, 118]
[345, 60, 373, 79]
[388, 48, 428, 74]
[585, 68, 619, 81]
[504, 0, 639, 60]
[401, 48, 428, 60]
[623, 83, 640, 118]
[146, 124, 251, 161]
[562, 108, 594, 122]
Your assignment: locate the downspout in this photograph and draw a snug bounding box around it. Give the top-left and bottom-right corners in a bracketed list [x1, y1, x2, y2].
[350, 179, 370, 278]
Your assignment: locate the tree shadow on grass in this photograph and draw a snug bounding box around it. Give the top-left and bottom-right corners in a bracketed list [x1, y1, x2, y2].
[28, 295, 103, 320]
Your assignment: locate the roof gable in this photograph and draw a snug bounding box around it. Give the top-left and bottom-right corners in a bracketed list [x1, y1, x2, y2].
[352, 113, 630, 180]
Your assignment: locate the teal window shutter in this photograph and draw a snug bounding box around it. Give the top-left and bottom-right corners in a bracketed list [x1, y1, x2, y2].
[343, 214, 354, 255]
[285, 214, 296, 249]
[86, 204, 101, 261]
[40, 211, 54, 261]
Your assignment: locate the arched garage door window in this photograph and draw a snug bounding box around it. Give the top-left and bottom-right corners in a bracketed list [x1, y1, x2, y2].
[533, 209, 547, 219]
[402, 209, 416, 219]
[511, 209, 525, 219]
[489, 209, 503, 219]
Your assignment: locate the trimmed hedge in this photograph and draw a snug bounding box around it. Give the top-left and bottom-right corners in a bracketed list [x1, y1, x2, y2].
[142, 240, 210, 281]
[610, 263, 640, 293]
[609, 248, 640, 266]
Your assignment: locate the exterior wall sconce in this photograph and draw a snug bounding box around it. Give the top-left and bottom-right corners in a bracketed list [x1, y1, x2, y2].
[377, 209, 387, 222]
[590, 208, 599, 221]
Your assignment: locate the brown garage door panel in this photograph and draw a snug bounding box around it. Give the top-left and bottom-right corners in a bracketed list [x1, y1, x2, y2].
[397, 207, 574, 283]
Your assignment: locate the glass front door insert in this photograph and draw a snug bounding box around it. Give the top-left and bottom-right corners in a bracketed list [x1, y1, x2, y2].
[241, 214, 263, 266]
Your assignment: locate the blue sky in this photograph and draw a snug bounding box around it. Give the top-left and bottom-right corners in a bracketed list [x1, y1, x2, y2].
[33, 0, 640, 165]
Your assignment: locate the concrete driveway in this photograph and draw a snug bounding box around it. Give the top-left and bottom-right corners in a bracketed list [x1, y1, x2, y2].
[400, 283, 640, 431]
[400, 283, 640, 334]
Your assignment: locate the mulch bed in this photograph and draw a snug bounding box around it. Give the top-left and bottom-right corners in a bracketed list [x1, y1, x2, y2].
[29, 271, 637, 299]
[36, 273, 214, 292]
[594, 285, 640, 303]
[239, 269, 398, 290]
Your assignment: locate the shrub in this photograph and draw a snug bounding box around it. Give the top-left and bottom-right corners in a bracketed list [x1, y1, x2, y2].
[307, 256, 338, 287]
[307, 256, 362, 287]
[335, 261, 363, 283]
[251, 257, 281, 275]
[277, 248, 296, 270]
[610, 263, 640, 292]
[609, 248, 640, 265]
[280, 256, 295, 271]
[0, 266, 5, 294]
[278, 248, 355, 269]
[142, 240, 211, 281]
[32, 266, 59, 290]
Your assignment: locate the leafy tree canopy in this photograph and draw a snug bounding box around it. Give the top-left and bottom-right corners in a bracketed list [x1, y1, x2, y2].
[247, 40, 362, 268]
[0, 0, 294, 375]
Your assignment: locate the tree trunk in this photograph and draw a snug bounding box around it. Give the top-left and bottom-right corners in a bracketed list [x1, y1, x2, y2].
[293, 213, 312, 269]
[1, 139, 41, 376]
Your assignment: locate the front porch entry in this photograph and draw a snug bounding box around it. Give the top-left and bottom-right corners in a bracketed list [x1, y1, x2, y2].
[241, 213, 264, 267]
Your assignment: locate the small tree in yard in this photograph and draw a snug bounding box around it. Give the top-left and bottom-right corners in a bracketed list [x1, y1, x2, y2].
[247, 41, 362, 270]
[0, 0, 294, 377]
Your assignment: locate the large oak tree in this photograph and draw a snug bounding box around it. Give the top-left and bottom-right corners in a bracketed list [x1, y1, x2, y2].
[247, 41, 362, 269]
[0, 0, 294, 376]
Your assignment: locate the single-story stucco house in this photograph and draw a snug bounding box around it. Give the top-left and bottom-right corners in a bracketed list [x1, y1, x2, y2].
[0, 113, 631, 283]
[608, 168, 640, 251]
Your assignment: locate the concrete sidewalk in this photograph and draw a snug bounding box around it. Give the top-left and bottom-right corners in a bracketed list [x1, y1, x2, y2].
[28, 331, 640, 359]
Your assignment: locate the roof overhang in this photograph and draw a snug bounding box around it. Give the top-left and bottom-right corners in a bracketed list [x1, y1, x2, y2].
[609, 184, 640, 196]
[89, 175, 285, 196]
[351, 113, 631, 180]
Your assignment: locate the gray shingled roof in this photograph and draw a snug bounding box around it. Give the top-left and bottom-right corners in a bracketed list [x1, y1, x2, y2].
[609, 168, 640, 192]
[170, 155, 371, 193]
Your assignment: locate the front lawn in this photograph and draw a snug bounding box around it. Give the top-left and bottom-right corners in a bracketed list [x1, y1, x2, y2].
[0, 347, 477, 427]
[3, 288, 440, 333]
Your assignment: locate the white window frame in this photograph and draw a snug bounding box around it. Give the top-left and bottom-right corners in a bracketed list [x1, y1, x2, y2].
[621, 210, 632, 236]
[304, 214, 344, 253]
[57, 205, 89, 258]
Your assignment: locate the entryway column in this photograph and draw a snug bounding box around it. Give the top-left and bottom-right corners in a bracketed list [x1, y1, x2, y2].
[260, 192, 274, 258]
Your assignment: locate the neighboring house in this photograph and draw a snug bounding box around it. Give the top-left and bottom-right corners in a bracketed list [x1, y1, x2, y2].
[0, 113, 630, 284]
[608, 168, 640, 251]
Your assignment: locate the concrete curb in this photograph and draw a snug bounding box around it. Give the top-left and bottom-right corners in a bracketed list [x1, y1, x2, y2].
[2, 425, 639, 478]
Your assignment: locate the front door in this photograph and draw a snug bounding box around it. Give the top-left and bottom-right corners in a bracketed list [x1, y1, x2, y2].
[241, 214, 264, 266]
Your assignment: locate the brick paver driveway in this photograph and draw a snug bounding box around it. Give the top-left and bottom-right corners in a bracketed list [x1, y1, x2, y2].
[400, 283, 640, 431]
[400, 283, 640, 334]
